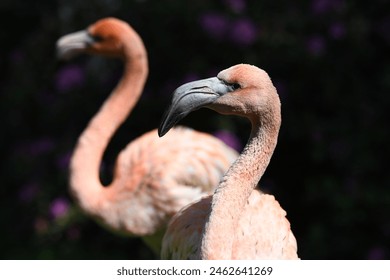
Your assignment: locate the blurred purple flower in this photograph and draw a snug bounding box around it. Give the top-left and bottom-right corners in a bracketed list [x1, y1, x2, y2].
[18, 182, 39, 203]
[23, 137, 55, 157]
[329, 22, 346, 39]
[306, 35, 326, 56]
[55, 64, 85, 92]
[50, 197, 70, 219]
[214, 129, 242, 151]
[367, 246, 386, 260]
[311, 0, 343, 14]
[56, 151, 72, 170]
[230, 18, 258, 46]
[199, 12, 229, 39]
[311, 0, 331, 14]
[224, 0, 246, 13]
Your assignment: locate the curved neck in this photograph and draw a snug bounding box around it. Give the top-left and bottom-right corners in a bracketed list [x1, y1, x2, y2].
[69, 41, 148, 212]
[200, 102, 281, 259]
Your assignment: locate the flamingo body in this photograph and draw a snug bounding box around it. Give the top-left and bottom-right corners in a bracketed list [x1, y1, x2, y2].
[56, 18, 238, 253]
[84, 127, 237, 236]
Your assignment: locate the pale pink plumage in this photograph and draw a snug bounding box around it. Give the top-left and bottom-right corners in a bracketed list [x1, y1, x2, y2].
[159, 64, 299, 259]
[56, 18, 238, 253]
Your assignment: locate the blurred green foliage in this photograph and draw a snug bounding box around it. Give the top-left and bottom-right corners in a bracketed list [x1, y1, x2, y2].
[0, 0, 389, 259]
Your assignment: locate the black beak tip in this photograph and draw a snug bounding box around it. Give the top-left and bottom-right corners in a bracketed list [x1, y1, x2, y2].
[157, 127, 166, 137]
[158, 111, 171, 137]
[158, 118, 174, 137]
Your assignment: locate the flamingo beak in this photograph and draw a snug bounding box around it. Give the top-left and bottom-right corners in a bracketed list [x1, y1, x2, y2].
[56, 30, 95, 60]
[158, 77, 230, 137]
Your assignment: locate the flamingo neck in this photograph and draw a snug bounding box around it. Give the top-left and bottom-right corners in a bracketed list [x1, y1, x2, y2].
[200, 104, 281, 259]
[69, 45, 148, 213]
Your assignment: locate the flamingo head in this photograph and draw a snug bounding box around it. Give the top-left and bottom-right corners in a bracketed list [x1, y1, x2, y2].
[158, 64, 280, 137]
[56, 17, 142, 60]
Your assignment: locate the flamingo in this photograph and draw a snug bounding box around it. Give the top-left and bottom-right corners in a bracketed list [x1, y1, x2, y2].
[158, 64, 299, 259]
[56, 18, 238, 253]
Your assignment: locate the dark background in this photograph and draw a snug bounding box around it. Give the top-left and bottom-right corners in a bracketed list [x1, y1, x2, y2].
[1, 0, 389, 259]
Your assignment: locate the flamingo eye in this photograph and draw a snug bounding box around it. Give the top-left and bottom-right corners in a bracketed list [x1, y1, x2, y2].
[231, 83, 241, 90]
[92, 35, 104, 42]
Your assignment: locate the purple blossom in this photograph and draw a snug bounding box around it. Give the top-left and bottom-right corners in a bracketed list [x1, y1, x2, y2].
[199, 12, 229, 39]
[230, 18, 258, 46]
[55, 64, 85, 92]
[18, 182, 39, 203]
[306, 35, 326, 56]
[311, 0, 332, 14]
[223, 0, 246, 13]
[30, 138, 55, 155]
[50, 197, 70, 219]
[367, 246, 386, 260]
[56, 151, 72, 170]
[20, 137, 56, 157]
[213, 129, 242, 151]
[329, 22, 346, 39]
[310, 0, 343, 14]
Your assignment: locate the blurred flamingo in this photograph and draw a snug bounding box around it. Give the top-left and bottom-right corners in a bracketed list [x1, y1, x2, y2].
[158, 64, 299, 259]
[56, 18, 238, 253]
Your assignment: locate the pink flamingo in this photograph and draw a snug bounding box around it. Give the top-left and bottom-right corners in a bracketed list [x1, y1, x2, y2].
[56, 18, 238, 253]
[158, 64, 299, 259]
